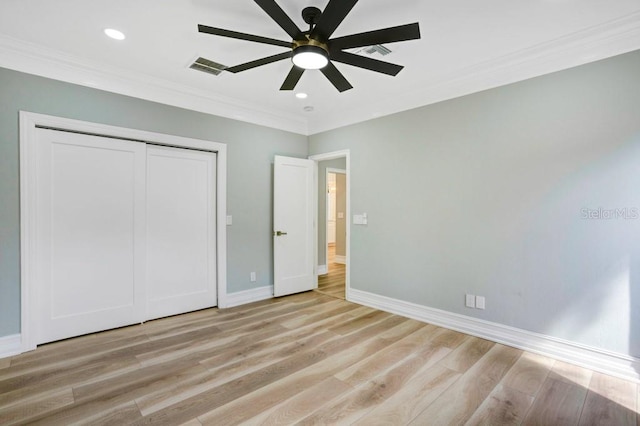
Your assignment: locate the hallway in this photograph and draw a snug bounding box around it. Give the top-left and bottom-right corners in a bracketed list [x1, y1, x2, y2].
[316, 244, 345, 299]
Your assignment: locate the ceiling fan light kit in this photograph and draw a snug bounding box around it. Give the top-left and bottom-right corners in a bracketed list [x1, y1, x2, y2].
[291, 42, 329, 70]
[198, 0, 421, 92]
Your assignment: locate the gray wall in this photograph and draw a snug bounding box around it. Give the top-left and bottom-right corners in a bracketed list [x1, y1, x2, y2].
[0, 67, 307, 337]
[4, 50, 640, 360]
[317, 158, 347, 267]
[309, 50, 640, 358]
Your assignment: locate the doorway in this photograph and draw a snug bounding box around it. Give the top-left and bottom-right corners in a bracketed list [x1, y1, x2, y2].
[309, 151, 350, 301]
[319, 169, 346, 299]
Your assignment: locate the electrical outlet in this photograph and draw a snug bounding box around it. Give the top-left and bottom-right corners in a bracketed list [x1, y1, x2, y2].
[465, 294, 475, 308]
[476, 296, 485, 310]
[250, 272, 256, 282]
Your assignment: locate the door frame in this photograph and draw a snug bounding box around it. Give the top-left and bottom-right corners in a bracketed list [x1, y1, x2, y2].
[325, 168, 346, 271]
[19, 111, 228, 353]
[309, 150, 351, 301]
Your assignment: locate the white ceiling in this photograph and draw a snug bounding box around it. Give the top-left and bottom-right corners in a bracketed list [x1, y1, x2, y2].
[1, 0, 639, 135]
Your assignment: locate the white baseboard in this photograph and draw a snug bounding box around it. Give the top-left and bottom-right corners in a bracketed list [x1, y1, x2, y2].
[334, 255, 346, 265]
[350, 288, 640, 384]
[0, 334, 22, 359]
[317, 265, 328, 275]
[225, 286, 274, 308]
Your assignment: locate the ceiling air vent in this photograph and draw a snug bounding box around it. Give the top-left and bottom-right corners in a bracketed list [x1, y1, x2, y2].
[360, 44, 392, 56]
[190, 57, 227, 76]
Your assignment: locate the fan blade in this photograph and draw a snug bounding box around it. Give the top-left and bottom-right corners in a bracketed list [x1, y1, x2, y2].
[254, 0, 303, 40]
[330, 22, 420, 50]
[280, 66, 305, 90]
[226, 52, 291, 73]
[311, 0, 358, 41]
[321, 62, 353, 92]
[198, 25, 291, 48]
[330, 51, 403, 76]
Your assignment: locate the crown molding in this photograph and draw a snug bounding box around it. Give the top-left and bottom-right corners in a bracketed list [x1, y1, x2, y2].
[1, 11, 639, 137]
[0, 35, 309, 135]
[308, 11, 640, 134]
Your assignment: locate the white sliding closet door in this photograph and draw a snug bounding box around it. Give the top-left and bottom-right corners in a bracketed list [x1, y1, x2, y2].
[34, 129, 146, 344]
[146, 146, 217, 320]
[33, 130, 218, 345]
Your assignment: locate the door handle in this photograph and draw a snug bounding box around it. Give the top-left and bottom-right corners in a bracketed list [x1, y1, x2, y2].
[274, 231, 288, 236]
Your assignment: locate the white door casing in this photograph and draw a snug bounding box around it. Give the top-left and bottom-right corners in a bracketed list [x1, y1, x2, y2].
[273, 155, 315, 297]
[146, 146, 217, 320]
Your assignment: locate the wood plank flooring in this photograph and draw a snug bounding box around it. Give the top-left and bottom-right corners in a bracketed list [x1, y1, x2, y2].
[1, 291, 638, 425]
[316, 244, 345, 300]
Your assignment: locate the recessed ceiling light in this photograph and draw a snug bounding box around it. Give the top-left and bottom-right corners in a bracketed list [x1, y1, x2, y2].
[303, 106, 314, 112]
[104, 28, 126, 41]
[296, 93, 308, 99]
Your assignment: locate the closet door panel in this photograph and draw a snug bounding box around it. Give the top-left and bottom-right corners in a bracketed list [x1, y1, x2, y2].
[35, 129, 146, 344]
[146, 146, 217, 320]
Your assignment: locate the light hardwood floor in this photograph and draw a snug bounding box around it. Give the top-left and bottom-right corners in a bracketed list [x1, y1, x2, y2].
[316, 244, 346, 300]
[1, 292, 638, 425]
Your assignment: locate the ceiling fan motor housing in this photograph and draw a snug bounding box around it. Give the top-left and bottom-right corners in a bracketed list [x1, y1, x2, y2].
[292, 36, 329, 54]
[291, 39, 329, 69]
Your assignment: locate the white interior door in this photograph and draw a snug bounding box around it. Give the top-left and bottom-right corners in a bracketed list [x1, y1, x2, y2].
[327, 220, 336, 244]
[146, 146, 217, 320]
[327, 172, 337, 244]
[273, 155, 315, 297]
[34, 129, 146, 344]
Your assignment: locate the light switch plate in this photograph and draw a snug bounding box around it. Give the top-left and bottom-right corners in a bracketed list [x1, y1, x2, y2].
[353, 213, 368, 225]
[465, 294, 475, 308]
[226, 215, 233, 226]
[476, 296, 485, 310]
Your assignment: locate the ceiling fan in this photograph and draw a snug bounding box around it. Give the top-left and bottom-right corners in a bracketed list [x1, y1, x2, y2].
[198, 0, 421, 92]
